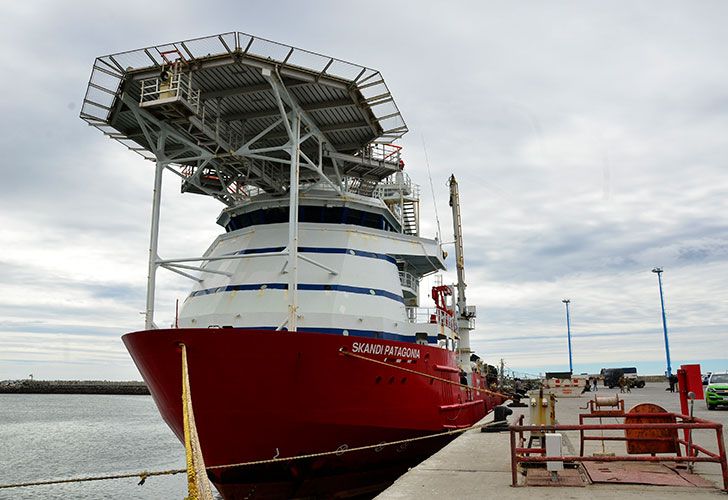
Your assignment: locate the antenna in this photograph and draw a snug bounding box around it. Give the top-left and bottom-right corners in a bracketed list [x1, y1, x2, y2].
[421, 135, 442, 242]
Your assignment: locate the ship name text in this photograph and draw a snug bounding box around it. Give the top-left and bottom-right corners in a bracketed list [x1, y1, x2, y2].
[351, 342, 421, 359]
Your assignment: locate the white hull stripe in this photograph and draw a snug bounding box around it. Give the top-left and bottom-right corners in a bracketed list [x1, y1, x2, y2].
[189, 283, 405, 304]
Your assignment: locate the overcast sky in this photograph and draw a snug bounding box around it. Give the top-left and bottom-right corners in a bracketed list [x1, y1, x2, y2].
[1, 1, 727, 380]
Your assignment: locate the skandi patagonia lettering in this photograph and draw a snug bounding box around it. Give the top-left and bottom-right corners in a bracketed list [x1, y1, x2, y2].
[351, 342, 421, 359]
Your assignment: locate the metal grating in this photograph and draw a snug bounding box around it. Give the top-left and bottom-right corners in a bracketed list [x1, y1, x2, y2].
[80, 32, 407, 155]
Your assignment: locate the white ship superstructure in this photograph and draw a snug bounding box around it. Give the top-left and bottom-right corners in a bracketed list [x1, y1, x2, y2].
[80, 32, 463, 356]
[180, 188, 447, 341]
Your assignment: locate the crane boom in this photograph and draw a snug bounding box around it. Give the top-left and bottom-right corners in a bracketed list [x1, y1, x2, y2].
[448, 174, 467, 316]
[448, 174, 475, 375]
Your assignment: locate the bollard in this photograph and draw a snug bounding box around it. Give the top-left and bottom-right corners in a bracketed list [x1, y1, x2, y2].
[482, 405, 513, 433]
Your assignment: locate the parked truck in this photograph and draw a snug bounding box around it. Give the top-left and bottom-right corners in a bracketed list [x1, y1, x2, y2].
[601, 367, 645, 389]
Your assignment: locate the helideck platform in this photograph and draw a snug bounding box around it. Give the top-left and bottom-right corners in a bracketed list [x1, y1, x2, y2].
[80, 32, 409, 203]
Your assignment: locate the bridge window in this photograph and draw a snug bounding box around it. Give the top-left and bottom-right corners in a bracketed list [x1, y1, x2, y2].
[225, 206, 396, 233]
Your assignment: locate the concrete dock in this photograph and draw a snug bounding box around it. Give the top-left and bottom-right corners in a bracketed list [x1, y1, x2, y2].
[377, 383, 727, 499]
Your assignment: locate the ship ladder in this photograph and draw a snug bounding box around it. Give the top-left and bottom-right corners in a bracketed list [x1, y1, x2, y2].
[180, 343, 215, 500]
[401, 200, 418, 235]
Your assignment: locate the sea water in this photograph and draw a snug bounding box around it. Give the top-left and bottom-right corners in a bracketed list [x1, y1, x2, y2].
[0, 394, 194, 499]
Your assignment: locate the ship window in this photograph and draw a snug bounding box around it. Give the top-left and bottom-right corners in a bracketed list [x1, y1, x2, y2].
[224, 206, 398, 233]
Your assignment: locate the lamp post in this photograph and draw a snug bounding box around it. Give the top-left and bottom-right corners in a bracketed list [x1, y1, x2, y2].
[562, 299, 573, 374]
[652, 267, 672, 377]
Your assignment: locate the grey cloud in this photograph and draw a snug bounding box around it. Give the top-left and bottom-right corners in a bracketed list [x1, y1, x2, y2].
[2, 1, 728, 377]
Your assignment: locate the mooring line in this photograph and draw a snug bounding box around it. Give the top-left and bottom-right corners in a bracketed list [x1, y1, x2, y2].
[0, 418, 509, 490]
[0, 348, 510, 491]
[0, 469, 186, 490]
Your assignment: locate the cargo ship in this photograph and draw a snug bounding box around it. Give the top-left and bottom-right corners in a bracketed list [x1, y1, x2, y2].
[81, 32, 505, 498]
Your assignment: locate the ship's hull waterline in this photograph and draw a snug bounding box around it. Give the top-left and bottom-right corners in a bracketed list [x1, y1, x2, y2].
[123, 328, 504, 498]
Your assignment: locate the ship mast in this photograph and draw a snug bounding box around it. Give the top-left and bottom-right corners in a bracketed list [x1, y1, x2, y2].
[448, 174, 475, 374]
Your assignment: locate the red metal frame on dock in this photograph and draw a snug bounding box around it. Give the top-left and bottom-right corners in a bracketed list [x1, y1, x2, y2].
[508, 413, 728, 491]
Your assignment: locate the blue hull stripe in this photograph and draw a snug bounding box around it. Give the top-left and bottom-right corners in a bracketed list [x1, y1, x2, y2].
[232, 326, 439, 344]
[227, 246, 396, 265]
[298, 247, 397, 264]
[233, 246, 285, 255]
[190, 283, 404, 304]
[297, 284, 404, 303]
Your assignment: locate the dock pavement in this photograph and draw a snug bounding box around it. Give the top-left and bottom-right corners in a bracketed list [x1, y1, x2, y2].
[377, 382, 728, 499]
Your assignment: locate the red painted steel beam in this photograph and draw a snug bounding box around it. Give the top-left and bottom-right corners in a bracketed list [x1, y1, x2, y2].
[582, 435, 675, 442]
[510, 429, 517, 487]
[515, 448, 545, 454]
[511, 423, 720, 431]
[716, 426, 728, 492]
[517, 455, 718, 463]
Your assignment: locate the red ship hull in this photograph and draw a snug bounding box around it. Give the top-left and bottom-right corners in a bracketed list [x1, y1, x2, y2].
[123, 328, 504, 498]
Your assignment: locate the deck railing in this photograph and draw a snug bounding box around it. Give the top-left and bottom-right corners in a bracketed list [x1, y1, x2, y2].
[140, 71, 201, 111]
[405, 306, 457, 332]
[399, 271, 419, 296]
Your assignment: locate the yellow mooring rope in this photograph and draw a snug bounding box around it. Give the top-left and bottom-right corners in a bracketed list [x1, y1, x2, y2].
[180, 343, 214, 500]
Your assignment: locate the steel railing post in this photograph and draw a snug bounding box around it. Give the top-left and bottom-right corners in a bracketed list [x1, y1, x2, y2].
[510, 428, 518, 487]
[716, 425, 728, 491]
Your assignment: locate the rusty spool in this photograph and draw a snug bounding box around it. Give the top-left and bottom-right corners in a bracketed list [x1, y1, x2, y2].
[624, 403, 678, 454]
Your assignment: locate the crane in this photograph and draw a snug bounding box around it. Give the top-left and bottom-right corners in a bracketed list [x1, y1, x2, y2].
[448, 174, 476, 375]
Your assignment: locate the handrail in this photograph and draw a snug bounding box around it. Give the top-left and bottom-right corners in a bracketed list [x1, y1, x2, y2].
[405, 306, 458, 332]
[372, 171, 420, 201]
[398, 270, 418, 292]
[140, 71, 201, 112]
[509, 414, 728, 491]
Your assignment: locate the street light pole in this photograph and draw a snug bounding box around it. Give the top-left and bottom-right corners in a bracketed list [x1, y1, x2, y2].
[652, 267, 672, 377]
[562, 299, 573, 374]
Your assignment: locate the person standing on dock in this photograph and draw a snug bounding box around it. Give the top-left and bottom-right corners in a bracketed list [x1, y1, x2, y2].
[592, 378, 598, 392]
[668, 373, 677, 392]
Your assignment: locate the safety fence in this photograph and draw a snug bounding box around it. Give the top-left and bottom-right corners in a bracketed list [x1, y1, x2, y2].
[509, 413, 728, 491]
